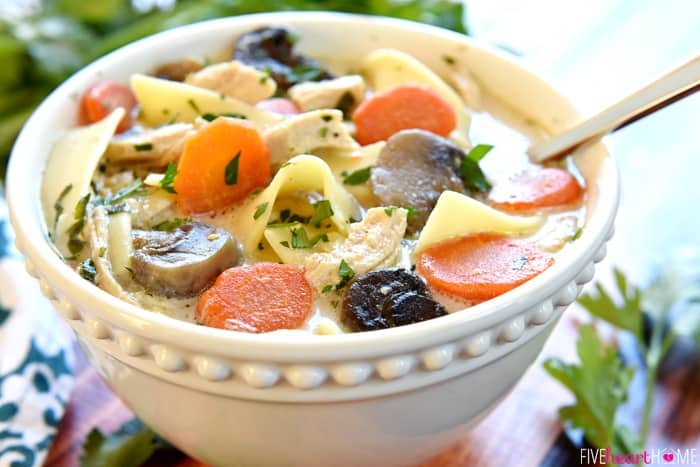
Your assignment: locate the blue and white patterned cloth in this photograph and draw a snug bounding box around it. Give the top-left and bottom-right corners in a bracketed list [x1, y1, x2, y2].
[0, 194, 74, 467]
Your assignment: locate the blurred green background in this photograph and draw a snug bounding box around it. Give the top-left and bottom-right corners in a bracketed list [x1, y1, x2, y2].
[0, 0, 468, 180]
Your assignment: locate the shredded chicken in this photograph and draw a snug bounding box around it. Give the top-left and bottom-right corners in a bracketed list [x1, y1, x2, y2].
[288, 75, 365, 112]
[263, 109, 357, 165]
[185, 60, 276, 104]
[304, 207, 407, 291]
[104, 123, 192, 168]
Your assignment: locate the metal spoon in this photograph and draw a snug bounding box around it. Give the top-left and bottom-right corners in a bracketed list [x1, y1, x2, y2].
[528, 54, 700, 163]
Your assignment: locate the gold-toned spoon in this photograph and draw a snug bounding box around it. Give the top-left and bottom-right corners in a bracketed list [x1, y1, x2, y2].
[528, 54, 700, 163]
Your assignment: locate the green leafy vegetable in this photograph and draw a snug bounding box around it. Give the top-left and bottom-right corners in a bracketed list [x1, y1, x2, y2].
[460, 144, 492, 192]
[253, 202, 269, 220]
[403, 205, 419, 217]
[101, 179, 146, 205]
[80, 417, 173, 467]
[335, 91, 356, 116]
[152, 217, 191, 232]
[53, 183, 73, 230]
[544, 325, 637, 454]
[284, 64, 324, 84]
[133, 143, 153, 151]
[160, 163, 177, 194]
[309, 200, 333, 227]
[77, 258, 96, 283]
[290, 228, 328, 249]
[224, 151, 240, 185]
[342, 166, 371, 185]
[336, 259, 355, 289]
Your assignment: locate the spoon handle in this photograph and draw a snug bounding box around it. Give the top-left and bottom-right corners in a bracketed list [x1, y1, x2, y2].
[529, 54, 700, 163]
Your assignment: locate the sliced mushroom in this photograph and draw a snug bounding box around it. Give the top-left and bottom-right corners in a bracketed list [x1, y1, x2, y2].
[233, 26, 333, 90]
[341, 268, 447, 332]
[263, 109, 357, 166]
[153, 59, 203, 82]
[104, 123, 192, 168]
[288, 75, 365, 113]
[185, 60, 276, 104]
[370, 129, 464, 233]
[131, 222, 238, 298]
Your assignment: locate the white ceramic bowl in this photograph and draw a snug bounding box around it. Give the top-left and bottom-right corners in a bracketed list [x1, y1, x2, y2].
[7, 12, 618, 467]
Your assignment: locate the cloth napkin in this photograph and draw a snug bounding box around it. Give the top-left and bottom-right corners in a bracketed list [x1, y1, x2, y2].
[0, 194, 74, 467]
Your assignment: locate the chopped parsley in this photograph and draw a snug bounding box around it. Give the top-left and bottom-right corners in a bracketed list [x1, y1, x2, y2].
[201, 112, 247, 122]
[253, 202, 269, 220]
[100, 179, 146, 205]
[290, 228, 328, 249]
[98, 246, 107, 257]
[572, 227, 583, 241]
[225, 151, 241, 185]
[78, 258, 96, 283]
[160, 163, 177, 194]
[133, 143, 153, 152]
[335, 91, 356, 117]
[106, 204, 129, 215]
[309, 200, 334, 227]
[153, 217, 191, 232]
[319, 127, 329, 138]
[187, 98, 200, 113]
[266, 221, 302, 229]
[512, 256, 528, 270]
[460, 144, 493, 192]
[66, 193, 91, 255]
[442, 54, 456, 65]
[53, 183, 73, 230]
[321, 114, 333, 122]
[403, 205, 419, 217]
[321, 284, 334, 294]
[336, 259, 355, 289]
[280, 241, 290, 248]
[342, 166, 371, 185]
[285, 64, 324, 84]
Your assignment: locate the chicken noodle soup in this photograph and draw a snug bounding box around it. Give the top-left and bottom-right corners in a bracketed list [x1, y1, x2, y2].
[41, 27, 586, 335]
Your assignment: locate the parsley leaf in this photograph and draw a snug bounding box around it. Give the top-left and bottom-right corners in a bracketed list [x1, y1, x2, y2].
[133, 143, 153, 152]
[460, 144, 493, 192]
[335, 91, 356, 117]
[285, 64, 324, 84]
[53, 183, 73, 230]
[201, 112, 247, 122]
[290, 228, 328, 249]
[544, 325, 636, 454]
[343, 166, 371, 185]
[77, 258, 96, 283]
[403, 205, 419, 217]
[225, 151, 240, 185]
[309, 200, 334, 227]
[337, 259, 355, 289]
[101, 179, 146, 205]
[152, 217, 191, 232]
[160, 163, 177, 194]
[80, 418, 172, 467]
[577, 268, 643, 340]
[253, 202, 269, 220]
[187, 98, 200, 113]
[65, 193, 90, 255]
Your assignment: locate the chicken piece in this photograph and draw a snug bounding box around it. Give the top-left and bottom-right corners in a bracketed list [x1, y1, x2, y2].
[263, 109, 358, 165]
[104, 123, 192, 168]
[288, 75, 365, 113]
[304, 207, 407, 292]
[185, 60, 276, 104]
[535, 215, 580, 252]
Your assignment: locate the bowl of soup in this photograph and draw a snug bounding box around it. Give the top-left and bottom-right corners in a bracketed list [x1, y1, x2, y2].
[6, 12, 618, 467]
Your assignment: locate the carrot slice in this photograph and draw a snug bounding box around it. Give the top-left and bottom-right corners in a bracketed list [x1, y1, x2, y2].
[195, 263, 313, 333]
[175, 118, 270, 214]
[256, 98, 300, 115]
[79, 81, 137, 133]
[352, 84, 456, 145]
[488, 167, 584, 213]
[417, 233, 554, 302]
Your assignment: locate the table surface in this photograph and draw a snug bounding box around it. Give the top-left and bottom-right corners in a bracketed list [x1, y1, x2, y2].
[43, 1, 700, 465]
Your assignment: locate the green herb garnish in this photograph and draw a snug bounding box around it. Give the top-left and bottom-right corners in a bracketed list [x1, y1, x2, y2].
[335, 91, 356, 116]
[187, 98, 200, 113]
[78, 258, 96, 283]
[442, 54, 456, 65]
[285, 64, 324, 84]
[106, 204, 129, 215]
[266, 221, 301, 229]
[225, 151, 240, 185]
[403, 205, 419, 217]
[101, 179, 146, 205]
[53, 183, 73, 230]
[321, 284, 334, 294]
[336, 259, 355, 289]
[160, 163, 177, 194]
[201, 112, 247, 122]
[342, 166, 371, 185]
[133, 143, 153, 152]
[460, 144, 493, 192]
[66, 193, 91, 255]
[309, 200, 334, 227]
[290, 228, 328, 249]
[253, 202, 269, 220]
[152, 217, 191, 232]
[319, 127, 329, 138]
[321, 114, 333, 122]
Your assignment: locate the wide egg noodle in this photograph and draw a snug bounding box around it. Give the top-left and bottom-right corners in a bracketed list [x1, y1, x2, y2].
[361, 48, 471, 147]
[41, 108, 125, 257]
[130, 74, 282, 128]
[414, 190, 545, 258]
[224, 154, 360, 254]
